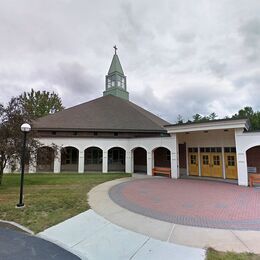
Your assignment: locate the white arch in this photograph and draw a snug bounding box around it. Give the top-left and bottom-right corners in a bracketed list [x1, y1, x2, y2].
[131, 146, 148, 153]
[107, 146, 127, 152]
[245, 144, 260, 153]
[61, 145, 80, 151]
[151, 146, 172, 152]
[84, 145, 103, 151]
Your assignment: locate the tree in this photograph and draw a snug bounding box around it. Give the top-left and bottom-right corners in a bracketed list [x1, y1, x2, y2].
[192, 114, 203, 122]
[19, 89, 64, 119]
[0, 90, 64, 185]
[176, 114, 184, 124]
[232, 106, 260, 130]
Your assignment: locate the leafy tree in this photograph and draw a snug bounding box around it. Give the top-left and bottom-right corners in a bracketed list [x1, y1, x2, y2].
[192, 114, 203, 122]
[0, 90, 64, 185]
[19, 89, 64, 119]
[207, 112, 218, 121]
[232, 106, 260, 130]
[176, 114, 184, 124]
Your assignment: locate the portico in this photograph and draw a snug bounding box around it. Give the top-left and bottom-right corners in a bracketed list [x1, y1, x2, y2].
[32, 136, 178, 178]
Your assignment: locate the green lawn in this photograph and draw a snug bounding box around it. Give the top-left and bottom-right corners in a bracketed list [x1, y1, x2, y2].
[0, 173, 130, 233]
[207, 248, 260, 260]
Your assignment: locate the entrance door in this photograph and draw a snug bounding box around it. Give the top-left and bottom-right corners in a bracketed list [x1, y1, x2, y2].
[201, 153, 211, 177]
[225, 153, 237, 179]
[189, 153, 199, 176]
[211, 153, 223, 178]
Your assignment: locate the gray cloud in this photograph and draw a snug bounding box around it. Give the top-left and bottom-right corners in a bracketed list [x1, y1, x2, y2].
[0, 0, 259, 123]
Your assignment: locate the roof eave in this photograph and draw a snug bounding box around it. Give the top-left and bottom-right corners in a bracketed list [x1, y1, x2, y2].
[165, 119, 249, 134]
[33, 127, 167, 133]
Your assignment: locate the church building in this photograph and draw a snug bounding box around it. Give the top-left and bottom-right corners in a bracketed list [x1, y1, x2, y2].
[28, 48, 260, 187]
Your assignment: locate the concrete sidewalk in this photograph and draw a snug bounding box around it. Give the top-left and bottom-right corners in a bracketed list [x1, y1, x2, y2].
[39, 210, 205, 260]
[88, 177, 260, 254]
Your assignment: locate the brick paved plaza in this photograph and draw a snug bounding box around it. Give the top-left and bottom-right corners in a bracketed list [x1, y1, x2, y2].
[109, 179, 260, 230]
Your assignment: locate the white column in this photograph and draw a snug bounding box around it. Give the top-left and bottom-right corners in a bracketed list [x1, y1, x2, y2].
[54, 149, 61, 173]
[236, 152, 248, 186]
[171, 135, 179, 179]
[78, 150, 84, 173]
[186, 145, 189, 176]
[29, 151, 37, 173]
[198, 146, 201, 177]
[3, 161, 11, 173]
[235, 129, 248, 186]
[125, 151, 132, 173]
[147, 151, 152, 176]
[102, 150, 108, 173]
[222, 146, 226, 179]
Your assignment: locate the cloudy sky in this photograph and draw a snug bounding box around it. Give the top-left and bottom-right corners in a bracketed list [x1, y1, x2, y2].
[0, 0, 259, 122]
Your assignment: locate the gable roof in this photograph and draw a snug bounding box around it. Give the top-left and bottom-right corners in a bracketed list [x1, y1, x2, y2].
[33, 95, 169, 133]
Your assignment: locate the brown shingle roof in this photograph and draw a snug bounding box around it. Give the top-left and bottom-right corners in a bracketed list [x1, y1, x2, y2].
[33, 95, 169, 132]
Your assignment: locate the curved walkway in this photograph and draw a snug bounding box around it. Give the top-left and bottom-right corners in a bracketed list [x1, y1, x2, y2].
[88, 177, 260, 253]
[109, 178, 260, 230]
[0, 226, 79, 260]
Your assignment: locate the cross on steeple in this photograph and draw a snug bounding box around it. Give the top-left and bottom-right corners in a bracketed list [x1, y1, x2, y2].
[113, 45, 117, 54]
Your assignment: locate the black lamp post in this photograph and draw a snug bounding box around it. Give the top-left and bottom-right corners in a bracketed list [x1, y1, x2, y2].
[16, 123, 31, 208]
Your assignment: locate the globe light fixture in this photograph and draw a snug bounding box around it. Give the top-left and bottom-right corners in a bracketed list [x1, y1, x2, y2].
[16, 123, 31, 208]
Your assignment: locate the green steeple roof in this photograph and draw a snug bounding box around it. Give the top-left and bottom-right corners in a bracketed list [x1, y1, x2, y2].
[104, 46, 129, 100]
[108, 54, 124, 75]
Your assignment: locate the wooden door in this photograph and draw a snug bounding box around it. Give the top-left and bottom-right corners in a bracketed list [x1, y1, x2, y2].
[211, 153, 223, 178]
[189, 153, 199, 176]
[225, 153, 238, 179]
[201, 153, 211, 177]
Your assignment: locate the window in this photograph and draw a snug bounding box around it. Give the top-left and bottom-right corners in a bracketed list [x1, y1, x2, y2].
[224, 147, 236, 153]
[114, 132, 118, 136]
[188, 147, 198, 153]
[203, 155, 209, 165]
[227, 155, 235, 166]
[190, 155, 197, 164]
[107, 78, 111, 88]
[213, 155, 220, 165]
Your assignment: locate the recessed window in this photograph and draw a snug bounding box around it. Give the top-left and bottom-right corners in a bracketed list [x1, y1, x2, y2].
[52, 131, 56, 135]
[114, 132, 118, 136]
[73, 131, 77, 136]
[93, 132, 98, 136]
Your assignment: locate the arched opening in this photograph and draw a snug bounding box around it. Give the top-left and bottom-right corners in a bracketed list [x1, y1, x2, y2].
[108, 147, 125, 172]
[246, 146, 260, 173]
[133, 147, 147, 173]
[61, 146, 79, 172]
[153, 147, 171, 168]
[36, 146, 54, 172]
[84, 147, 103, 172]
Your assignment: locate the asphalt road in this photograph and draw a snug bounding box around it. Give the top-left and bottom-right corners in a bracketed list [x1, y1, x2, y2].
[0, 225, 80, 260]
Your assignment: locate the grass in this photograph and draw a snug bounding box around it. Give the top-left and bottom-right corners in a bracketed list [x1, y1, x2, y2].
[0, 172, 130, 233]
[207, 248, 260, 260]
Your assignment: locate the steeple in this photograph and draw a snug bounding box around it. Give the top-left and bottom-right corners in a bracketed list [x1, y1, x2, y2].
[103, 46, 129, 100]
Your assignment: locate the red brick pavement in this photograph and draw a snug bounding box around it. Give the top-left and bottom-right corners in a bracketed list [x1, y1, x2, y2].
[109, 178, 260, 230]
